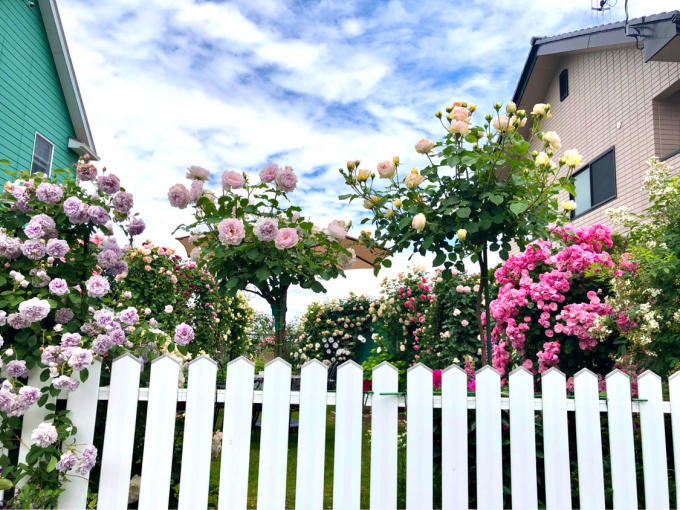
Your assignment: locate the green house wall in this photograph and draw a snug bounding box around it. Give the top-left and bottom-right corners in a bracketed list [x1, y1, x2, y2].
[0, 0, 78, 185]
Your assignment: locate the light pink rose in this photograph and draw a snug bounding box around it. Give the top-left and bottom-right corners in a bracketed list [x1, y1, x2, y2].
[492, 115, 512, 131]
[189, 181, 203, 203]
[274, 227, 299, 249]
[253, 217, 278, 241]
[259, 164, 279, 183]
[449, 121, 470, 135]
[377, 160, 396, 179]
[327, 220, 347, 240]
[186, 166, 210, 181]
[217, 218, 245, 246]
[168, 184, 190, 209]
[275, 168, 297, 192]
[452, 106, 469, 121]
[221, 171, 245, 190]
[415, 139, 435, 154]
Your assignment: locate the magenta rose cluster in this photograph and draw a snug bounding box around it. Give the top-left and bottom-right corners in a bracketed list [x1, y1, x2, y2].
[490, 224, 629, 375]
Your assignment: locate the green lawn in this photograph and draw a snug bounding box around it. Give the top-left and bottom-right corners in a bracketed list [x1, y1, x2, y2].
[208, 408, 405, 509]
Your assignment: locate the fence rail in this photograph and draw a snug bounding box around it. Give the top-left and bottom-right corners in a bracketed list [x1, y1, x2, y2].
[17, 354, 680, 509]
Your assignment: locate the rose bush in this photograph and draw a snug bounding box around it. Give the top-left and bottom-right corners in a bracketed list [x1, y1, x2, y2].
[489, 223, 632, 378]
[170, 164, 352, 355]
[111, 241, 254, 365]
[0, 160, 192, 506]
[290, 294, 374, 367]
[340, 100, 580, 363]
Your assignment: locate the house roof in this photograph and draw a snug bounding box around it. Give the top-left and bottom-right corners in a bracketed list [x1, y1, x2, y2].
[513, 10, 680, 107]
[38, 0, 99, 160]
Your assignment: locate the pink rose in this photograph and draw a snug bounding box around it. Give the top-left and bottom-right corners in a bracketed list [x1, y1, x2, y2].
[449, 121, 469, 135]
[377, 160, 396, 179]
[451, 106, 469, 121]
[275, 168, 297, 192]
[189, 181, 203, 203]
[327, 220, 347, 240]
[259, 164, 279, 183]
[461, 319, 469, 327]
[186, 166, 210, 181]
[492, 115, 512, 132]
[221, 170, 245, 190]
[168, 184, 190, 209]
[217, 218, 245, 246]
[415, 138, 435, 154]
[274, 227, 299, 249]
[253, 217, 278, 241]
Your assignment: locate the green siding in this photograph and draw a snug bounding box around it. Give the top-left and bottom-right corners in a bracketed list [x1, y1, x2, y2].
[0, 0, 77, 185]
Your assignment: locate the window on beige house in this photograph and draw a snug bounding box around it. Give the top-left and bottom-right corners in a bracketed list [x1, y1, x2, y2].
[559, 69, 568, 101]
[571, 147, 617, 218]
[653, 82, 680, 161]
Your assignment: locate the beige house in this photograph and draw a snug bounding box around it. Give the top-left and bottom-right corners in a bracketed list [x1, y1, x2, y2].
[513, 11, 680, 227]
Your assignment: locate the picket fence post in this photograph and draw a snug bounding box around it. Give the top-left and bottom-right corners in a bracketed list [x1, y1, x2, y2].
[97, 353, 142, 510]
[541, 368, 571, 510]
[509, 367, 538, 510]
[178, 355, 218, 510]
[370, 361, 398, 510]
[406, 363, 433, 509]
[441, 364, 468, 510]
[475, 365, 502, 510]
[58, 360, 102, 509]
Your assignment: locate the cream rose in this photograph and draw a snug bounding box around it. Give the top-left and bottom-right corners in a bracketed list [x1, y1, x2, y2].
[563, 149, 582, 167]
[412, 213, 426, 232]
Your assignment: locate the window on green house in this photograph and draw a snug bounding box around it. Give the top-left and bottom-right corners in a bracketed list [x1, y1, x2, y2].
[571, 147, 617, 218]
[31, 133, 54, 176]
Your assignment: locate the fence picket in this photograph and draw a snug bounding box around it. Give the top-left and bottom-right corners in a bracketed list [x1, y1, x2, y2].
[637, 370, 670, 509]
[406, 364, 433, 509]
[97, 354, 142, 510]
[605, 369, 638, 510]
[509, 367, 538, 510]
[138, 355, 180, 510]
[475, 365, 503, 510]
[295, 360, 328, 510]
[332, 360, 363, 510]
[573, 368, 605, 510]
[18, 367, 54, 469]
[669, 371, 680, 508]
[370, 361, 399, 510]
[441, 364, 468, 510]
[58, 361, 102, 509]
[257, 358, 292, 510]
[178, 356, 218, 510]
[541, 368, 572, 510]
[219, 356, 255, 510]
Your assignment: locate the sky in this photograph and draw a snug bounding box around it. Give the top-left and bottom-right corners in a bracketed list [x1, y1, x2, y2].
[58, 0, 678, 318]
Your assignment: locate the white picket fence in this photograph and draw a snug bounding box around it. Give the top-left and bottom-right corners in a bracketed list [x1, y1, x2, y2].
[15, 354, 680, 509]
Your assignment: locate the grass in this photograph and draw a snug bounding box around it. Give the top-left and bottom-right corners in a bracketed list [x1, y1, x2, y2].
[208, 407, 389, 509]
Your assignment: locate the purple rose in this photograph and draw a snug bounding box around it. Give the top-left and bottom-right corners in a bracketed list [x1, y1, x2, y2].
[69, 205, 90, 225]
[0, 235, 22, 259]
[7, 360, 28, 378]
[56, 452, 78, 472]
[76, 445, 97, 475]
[24, 214, 56, 239]
[109, 260, 128, 276]
[275, 168, 297, 193]
[48, 278, 69, 296]
[259, 163, 279, 183]
[97, 249, 120, 269]
[55, 308, 74, 324]
[76, 163, 97, 181]
[88, 206, 110, 225]
[53, 376, 80, 391]
[92, 334, 114, 355]
[112, 192, 133, 213]
[31, 422, 57, 447]
[85, 275, 110, 298]
[60, 332, 81, 348]
[94, 308, 114, 326]
[21, 239, 46, 260]
[174, 323, 194, 346]
[109, 327, 126, 345]
[117, 306, 139, 325]
[127, 217, 146, 236]
[63, 196, 85, 217]
[97, 174, 121, 195]
[46, 239, 70, 258]
[35, 183, 63, 204]
[7, 313, 30, 329]
[168, 184, 190, 209]
[18, 297, 51, 322]
[68, 347, 93, 371]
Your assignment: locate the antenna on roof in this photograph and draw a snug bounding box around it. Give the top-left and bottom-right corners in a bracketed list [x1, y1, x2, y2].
[591, 0, 617, 21]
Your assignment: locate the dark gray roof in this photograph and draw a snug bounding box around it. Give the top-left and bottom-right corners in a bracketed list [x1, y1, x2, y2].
[513, 10, 680, 105]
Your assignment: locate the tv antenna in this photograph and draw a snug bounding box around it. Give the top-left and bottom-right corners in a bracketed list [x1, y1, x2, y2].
[591, 0, 618, 21]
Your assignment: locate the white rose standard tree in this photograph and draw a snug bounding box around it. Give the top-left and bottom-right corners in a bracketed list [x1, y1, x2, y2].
[170, 164, 353, 356]
[340, 101, 583, 364]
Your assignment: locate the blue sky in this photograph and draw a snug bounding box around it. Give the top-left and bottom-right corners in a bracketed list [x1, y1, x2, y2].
[59, 0, 678, 316]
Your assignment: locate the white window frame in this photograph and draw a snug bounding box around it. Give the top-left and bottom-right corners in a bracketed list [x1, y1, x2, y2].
[31, 132, 55, 176]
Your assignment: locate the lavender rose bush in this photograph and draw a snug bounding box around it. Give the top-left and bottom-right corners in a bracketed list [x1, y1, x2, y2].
[0, 159, 191, 507]
[170, 164, 351, 355]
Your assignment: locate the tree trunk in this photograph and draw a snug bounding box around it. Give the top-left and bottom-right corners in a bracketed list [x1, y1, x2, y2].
[479, 246, 493, 366]
[270, 286, 289, 358]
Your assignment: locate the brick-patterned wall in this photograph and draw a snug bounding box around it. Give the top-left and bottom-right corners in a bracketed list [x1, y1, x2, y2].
[526, 45, 680, 231]
[653, 91, 680, 158]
